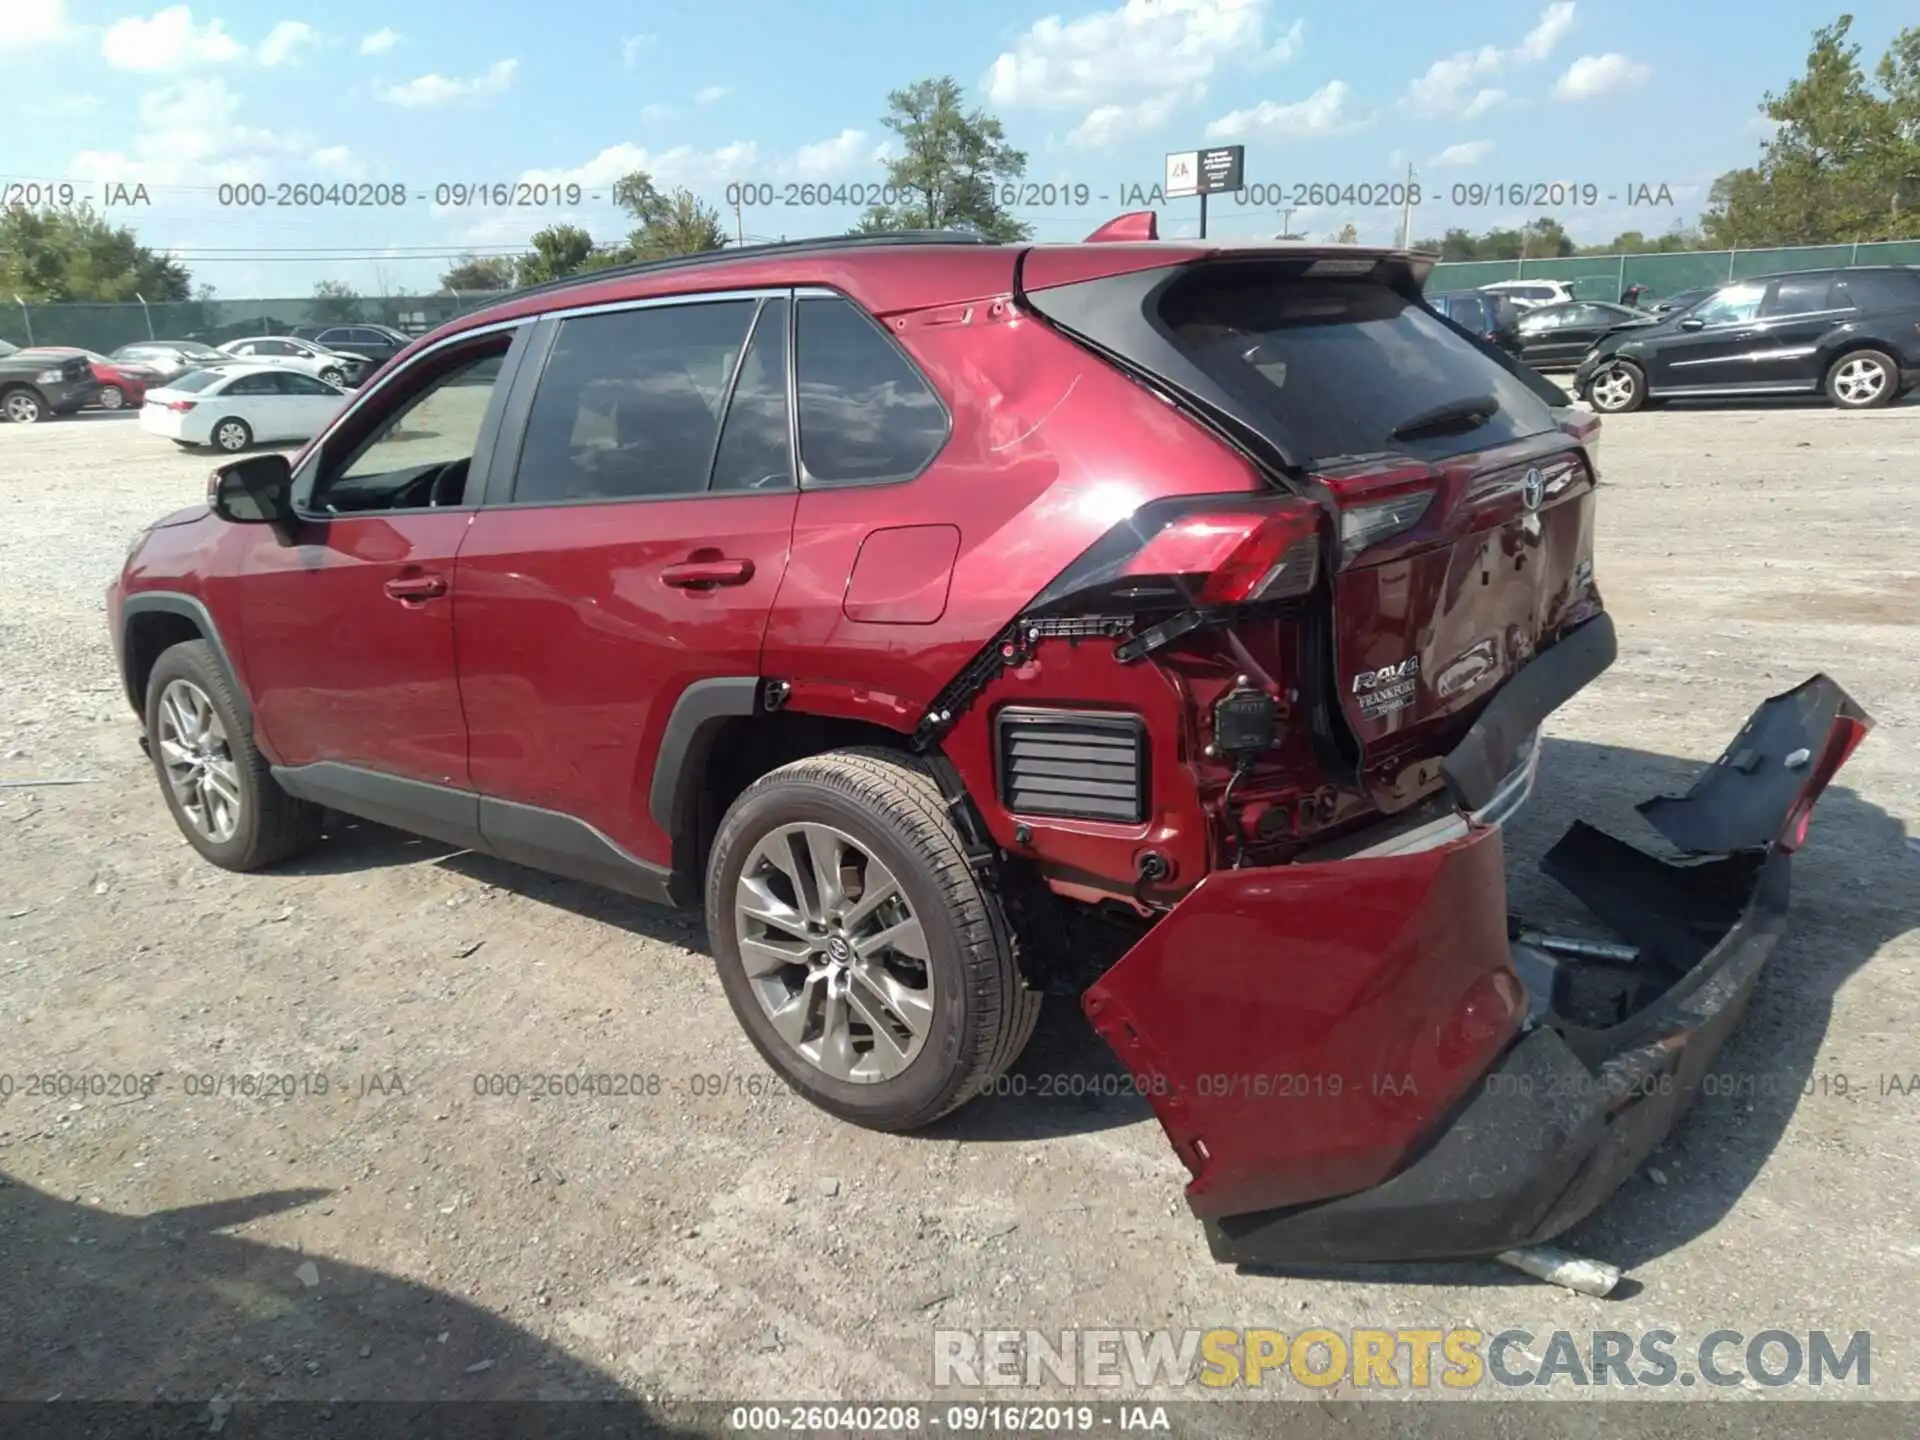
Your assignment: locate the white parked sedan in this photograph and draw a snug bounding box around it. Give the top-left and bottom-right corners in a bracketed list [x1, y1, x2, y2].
[140, 363, 349, 452]
[216, 335, 368, 387]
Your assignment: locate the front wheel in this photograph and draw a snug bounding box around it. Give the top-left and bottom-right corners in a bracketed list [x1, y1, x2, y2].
[98, 385, 127, 411]
[145, 640, 321, 870]
[318, 367, 344, 387]
[1586, 360, 1646, 414]
[2, 388, 45, 424]
[1825, 350, 1896, 410]
[705, 748, 1041, 1131]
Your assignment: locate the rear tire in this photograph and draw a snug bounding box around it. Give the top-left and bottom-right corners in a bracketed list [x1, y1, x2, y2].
[1586, 360, 1646, 414]
[1825, 349, 1896, 410]
[705, 747, 1041, 1132]
[144, 640, 321, 871]
[212, 417, 252, 452]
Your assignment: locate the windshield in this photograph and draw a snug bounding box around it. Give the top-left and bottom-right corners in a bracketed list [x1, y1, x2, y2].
[1160, 270, 1559, 466]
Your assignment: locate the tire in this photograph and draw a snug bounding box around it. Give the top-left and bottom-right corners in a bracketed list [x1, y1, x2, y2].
[1586, 360, 1646, 414]
[318, 367, 344, 387]
[211, 416, 253, 452]
[705, 747, 1041, 1131]
[1825, 349, 1897, 410]
[2, 387, 46, 424]
[98, 385, 126, 411]
[145, 640, 321, 871]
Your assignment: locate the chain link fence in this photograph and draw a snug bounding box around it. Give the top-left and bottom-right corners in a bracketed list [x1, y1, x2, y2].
[1428, 240, 1920, 301]
[6, 240, 1919, 350]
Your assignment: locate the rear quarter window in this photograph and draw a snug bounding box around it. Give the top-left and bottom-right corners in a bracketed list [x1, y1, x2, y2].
[1160, 271, 1560, 465]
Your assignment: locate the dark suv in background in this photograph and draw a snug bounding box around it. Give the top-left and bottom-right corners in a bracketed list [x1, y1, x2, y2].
[1577, 266, 1920, 411]
[0, 348, 101, 422]
[291, 324, 411, 368]
[108, 225, 1868, 1270]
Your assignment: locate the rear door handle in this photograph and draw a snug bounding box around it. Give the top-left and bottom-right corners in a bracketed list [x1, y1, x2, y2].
[384, 574, 448, 602]
[662, 558, 754, 588]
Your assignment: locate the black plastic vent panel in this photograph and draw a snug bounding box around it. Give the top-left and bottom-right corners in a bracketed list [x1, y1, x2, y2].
[996, 709, 1148, 824]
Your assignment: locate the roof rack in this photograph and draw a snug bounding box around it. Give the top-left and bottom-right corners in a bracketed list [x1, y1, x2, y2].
[491, 230, 1004, 307]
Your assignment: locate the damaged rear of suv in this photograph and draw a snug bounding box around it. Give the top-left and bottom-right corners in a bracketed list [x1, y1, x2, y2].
[111, 226, 1871, 1270]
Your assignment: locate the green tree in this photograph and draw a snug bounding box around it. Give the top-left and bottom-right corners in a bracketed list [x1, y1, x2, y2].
[0, 204, 191, 302]
[515, 225, 604, 285]
[1703, 16, 1920, 245]
[439, 254, 517, 292]
[310, 279, 361, 323]
[611, 173, 728, 259]
[855, 77, 1031, 240]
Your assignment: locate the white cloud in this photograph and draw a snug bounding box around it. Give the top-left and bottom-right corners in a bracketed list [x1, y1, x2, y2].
[695, 84, 731, 104]
[101, 6, 244, 72]
[359, 27, 400, 55]
[621, 34, 653, 69]
[517, 142, 764, 197]
[986, 0, 1304, 149]
[380, 59, 518, 107]
[257, 21, 316, 67]
[67, 77, 305, 188]
[1430, 140, 1494, 168]
[1400, 2, 1573, 117]
[0, 0, 73, 51]
[1744, 114, 1781, 139]
[792, 128, 868, 178]
[310, 144, 363, 175]
[1206, 79, 1370, 140]
[642, 103, 675, 122]
[1067, 93, 1180, 148]
[1555, 53, 1650, 100]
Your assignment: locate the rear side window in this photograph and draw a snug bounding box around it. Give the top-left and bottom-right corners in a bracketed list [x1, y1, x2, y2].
[166, 370, 224, 393]
[710, 298, 794, 493]
[224, 372, 279, 396]
[795, 296, 947, 485]
[1763, 276, 1841, 316]
[1159, 270, 1559, 465]
[514, 300, 756, 504]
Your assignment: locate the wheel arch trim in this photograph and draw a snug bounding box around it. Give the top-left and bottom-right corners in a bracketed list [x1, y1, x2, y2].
[119, 591, 249, 724]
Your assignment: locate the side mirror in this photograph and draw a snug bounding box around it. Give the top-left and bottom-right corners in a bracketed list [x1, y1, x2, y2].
[1678, 316, 1706, 331]
[207, 453, 298, 542]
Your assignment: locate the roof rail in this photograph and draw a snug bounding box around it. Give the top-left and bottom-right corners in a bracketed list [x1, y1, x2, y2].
[489, 230, 1005, 307]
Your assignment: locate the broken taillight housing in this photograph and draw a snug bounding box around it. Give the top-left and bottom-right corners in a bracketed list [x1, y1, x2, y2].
[1027, 494, 1323, 614]
[1338, 491, 1434, 563]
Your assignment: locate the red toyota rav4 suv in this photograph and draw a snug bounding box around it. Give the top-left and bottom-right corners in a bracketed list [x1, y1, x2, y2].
[109, 223, 1869, 1269]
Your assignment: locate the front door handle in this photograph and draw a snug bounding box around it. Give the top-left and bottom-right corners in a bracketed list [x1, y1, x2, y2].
[384, 574, 448, 602]
[662, 558, 754, 588]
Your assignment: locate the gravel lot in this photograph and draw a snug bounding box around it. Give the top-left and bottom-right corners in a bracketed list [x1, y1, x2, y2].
[1, 402, 1916, 1419]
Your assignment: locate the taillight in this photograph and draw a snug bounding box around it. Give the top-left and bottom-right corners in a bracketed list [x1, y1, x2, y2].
[1028, 494, 1323, 614]
[1338, 491, 1433, 563]
[165, 400, 197, 412]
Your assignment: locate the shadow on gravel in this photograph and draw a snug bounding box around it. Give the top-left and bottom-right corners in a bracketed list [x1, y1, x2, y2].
[0, 1175, 698, 1417]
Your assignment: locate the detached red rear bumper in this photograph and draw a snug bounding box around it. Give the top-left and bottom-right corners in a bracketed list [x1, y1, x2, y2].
[1083, 674, 1872, 1265]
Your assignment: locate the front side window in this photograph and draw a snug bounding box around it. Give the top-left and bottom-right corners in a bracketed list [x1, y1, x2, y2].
[277, 372, 339, 396]
[795, 295, 947, 485]
[308, 341, 511, 514]
[512, 299, 757, 504]
[1690, 283, 1765, 327]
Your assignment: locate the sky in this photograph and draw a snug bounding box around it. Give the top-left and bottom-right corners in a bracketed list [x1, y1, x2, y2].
[2, 0, 1911, 297]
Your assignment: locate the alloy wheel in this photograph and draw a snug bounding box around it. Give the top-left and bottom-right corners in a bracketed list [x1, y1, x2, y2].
[1832, 356, 1888, 406]
[99, 386, 126, 410]
[320, 368, 343, 386]
[733, 821, 934, 1083]
[156, 678, 242, 843]
[1589, 365, 1637, 412]
[4, 392, 43, 424]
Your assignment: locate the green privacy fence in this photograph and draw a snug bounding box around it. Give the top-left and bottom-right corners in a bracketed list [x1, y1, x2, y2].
[0, 293, 511, 353]
[1429, 240, 1920, 301]
[8, 239, 1920, 349]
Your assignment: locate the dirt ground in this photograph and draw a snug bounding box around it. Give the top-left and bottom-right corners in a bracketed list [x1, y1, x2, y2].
[1, 398, 1916, 1418]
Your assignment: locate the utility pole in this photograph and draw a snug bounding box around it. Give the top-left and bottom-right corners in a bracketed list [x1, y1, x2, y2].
[1279, 205, 1296, 238]
[1398, 163, 1416, 248]
[1199, 190, 1209, 240]
[734, 198, 744, 245]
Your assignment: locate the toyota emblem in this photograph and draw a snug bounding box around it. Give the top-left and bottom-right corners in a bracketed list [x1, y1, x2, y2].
[1521, 467, 1544, 511]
